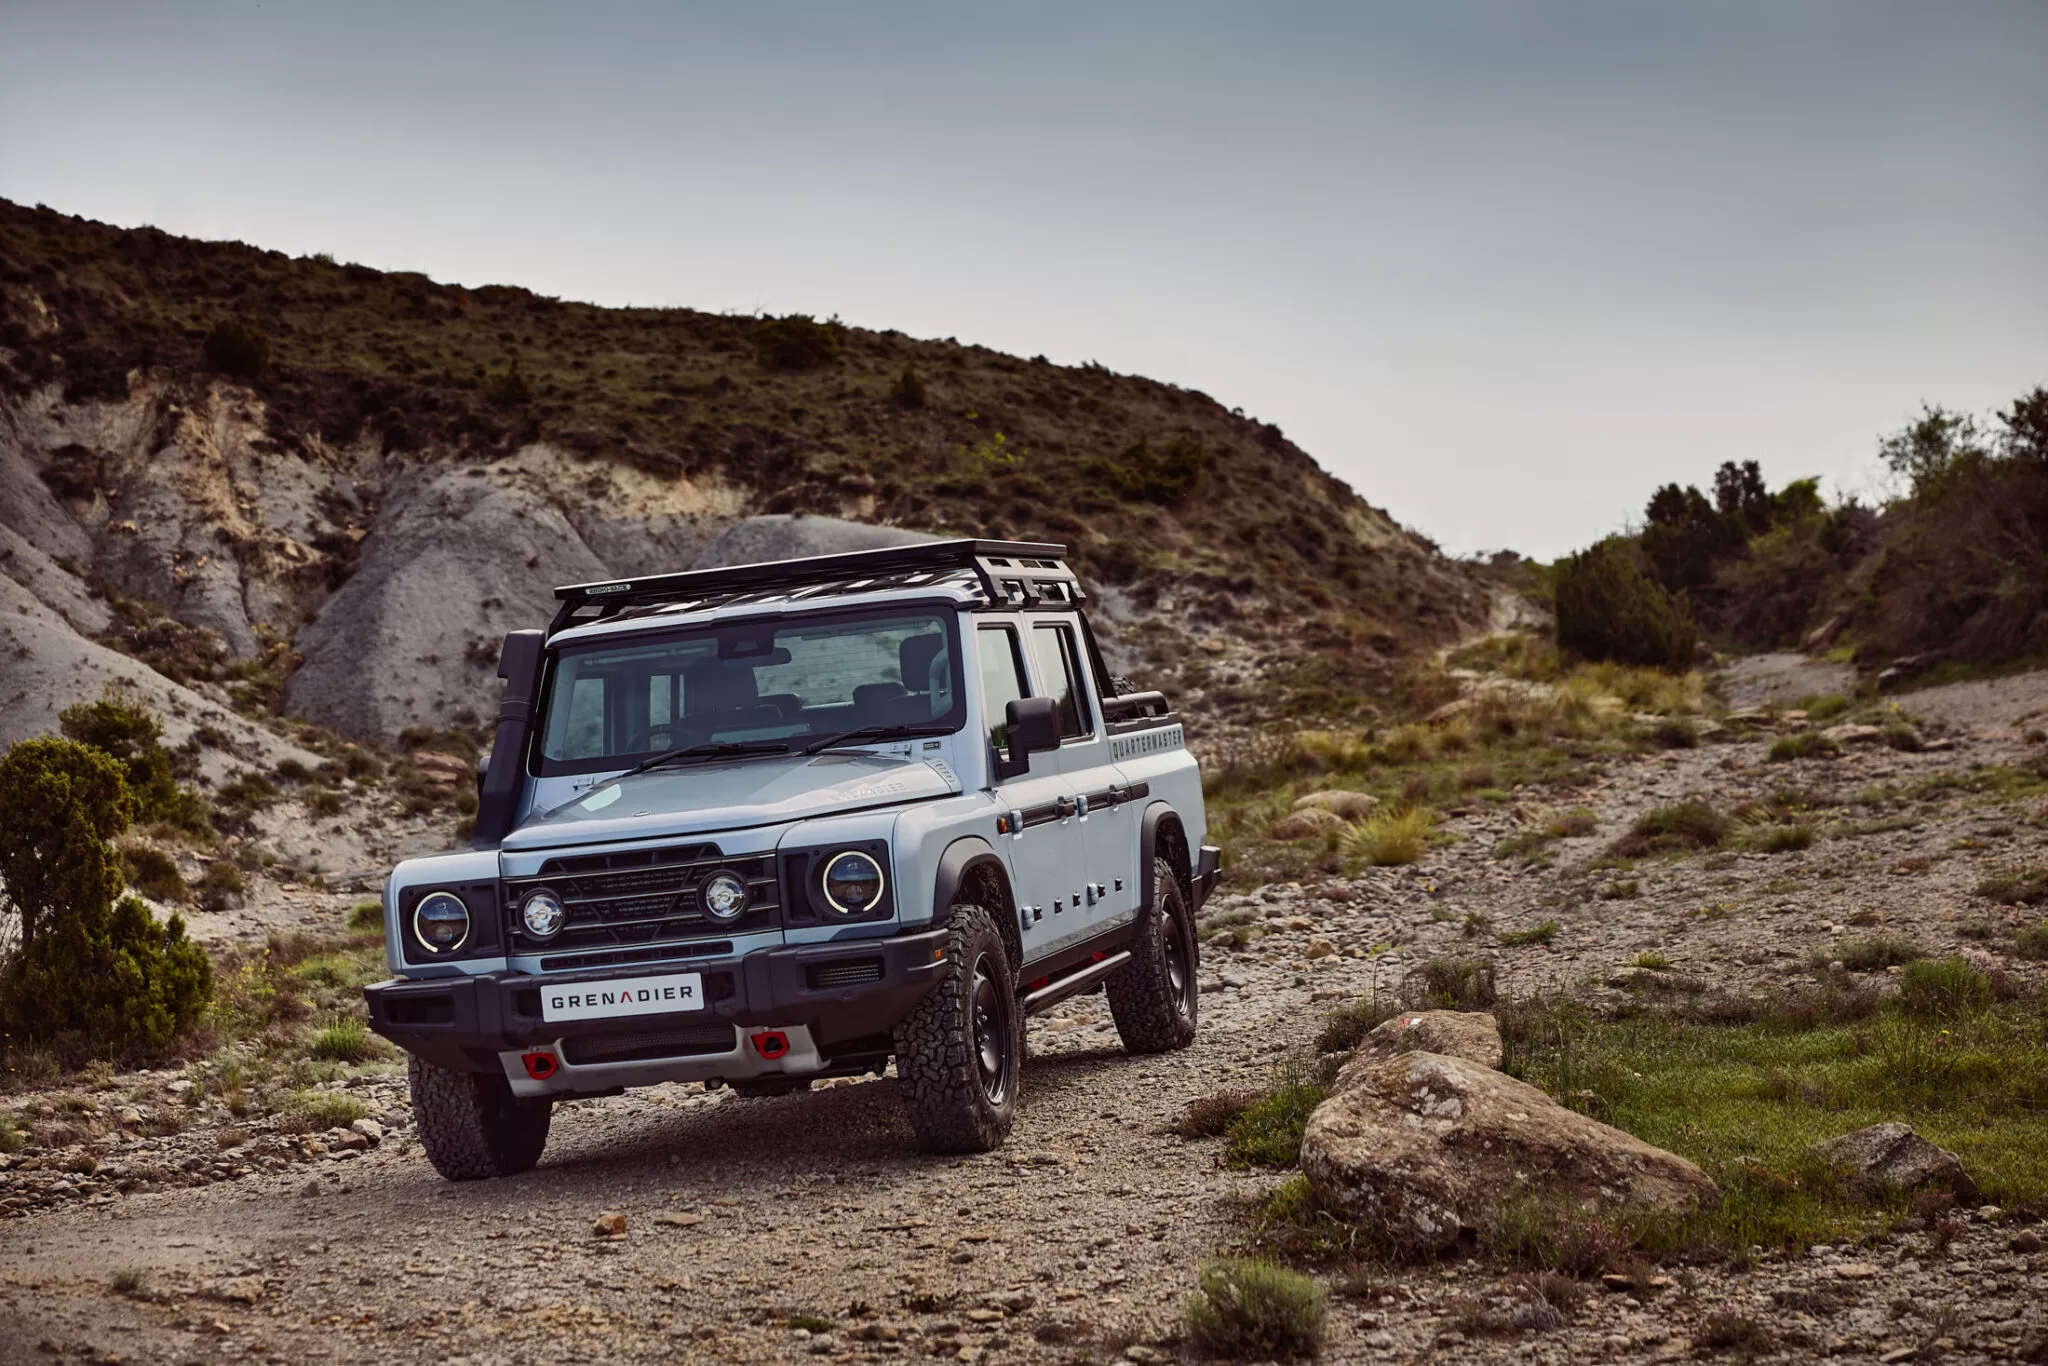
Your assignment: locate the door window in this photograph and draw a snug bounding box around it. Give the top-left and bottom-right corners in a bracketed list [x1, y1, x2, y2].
[976, 626, 1027, 753]
[1030, 624, 1091, 740]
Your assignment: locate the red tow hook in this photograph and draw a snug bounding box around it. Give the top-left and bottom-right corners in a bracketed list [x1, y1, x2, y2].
[751, 1030, 790, 1060]
[522, 1051, 559, 1081]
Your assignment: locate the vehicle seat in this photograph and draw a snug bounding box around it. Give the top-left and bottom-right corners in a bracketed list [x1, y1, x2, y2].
[898, 635, 952, 718]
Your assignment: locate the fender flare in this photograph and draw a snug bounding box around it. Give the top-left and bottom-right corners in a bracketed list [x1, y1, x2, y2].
[930, 835, 1021, 970]
[1139, 802, 1192, 916]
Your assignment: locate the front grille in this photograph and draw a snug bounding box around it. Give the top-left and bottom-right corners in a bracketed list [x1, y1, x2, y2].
[504, 843, 780, 954]
[539, 940, 733, 974]
[807, 958, 884, 990]
[562, 1023, 737, 1066]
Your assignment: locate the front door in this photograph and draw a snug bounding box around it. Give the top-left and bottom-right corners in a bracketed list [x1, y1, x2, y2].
[974, 620, 1083, 963]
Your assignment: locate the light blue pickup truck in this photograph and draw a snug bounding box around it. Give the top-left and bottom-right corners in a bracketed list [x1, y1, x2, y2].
[365, 540, 1217, 1178]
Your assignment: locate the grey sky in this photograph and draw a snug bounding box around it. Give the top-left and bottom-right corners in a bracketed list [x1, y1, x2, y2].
[4, 2, 2043, 558]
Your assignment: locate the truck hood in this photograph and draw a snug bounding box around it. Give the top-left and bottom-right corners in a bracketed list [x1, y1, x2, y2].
[500, 752, 961, 852]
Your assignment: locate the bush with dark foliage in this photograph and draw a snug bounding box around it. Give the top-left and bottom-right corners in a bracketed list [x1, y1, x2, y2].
[1553, 537, 1698, 670]
[755, 313, 842, 371]
[202, 318, 269, 379]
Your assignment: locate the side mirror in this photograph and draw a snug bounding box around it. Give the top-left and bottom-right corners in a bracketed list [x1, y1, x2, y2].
[996, 696, 1061, 779]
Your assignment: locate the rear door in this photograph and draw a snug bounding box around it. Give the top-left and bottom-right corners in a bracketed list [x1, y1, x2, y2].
[1023, 617, 1140, 941]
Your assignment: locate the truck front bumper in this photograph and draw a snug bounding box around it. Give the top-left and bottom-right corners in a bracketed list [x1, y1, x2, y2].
[364, 928, 949, 1076]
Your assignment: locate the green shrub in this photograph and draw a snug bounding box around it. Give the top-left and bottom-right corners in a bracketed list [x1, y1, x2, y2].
[1, 893, 212, 1058]
[755, 313, 841, 371]
[1092, 434, 1209, 504]
[1882, 722, 1924, 753]
[482, 361, 531, 407]
[1977, 869, 2048, 905]
[347, 901, 384, 933]
[290, 1089, 368, 1129]
[196, 860, 246, 913]
[60, 686, 204, 830]
[1224, 1074, 1327, 1168]
[1609, 800, 1730, 857]
[0, 737, 132, 947]
[1172, 1090, 1258, 1139]
[1315, 999, 1401, 1054]
[2016, 922, 2048, 960]
[1835, 937, 1925, 972]
[1748, 824, 1816, 854]
[203, 318, 269, 379]
[1769, 731, 1838, 763]
[307, 1017, 376, 1063]
[122, 845, 188, 903]
[1184, 1257, 1326, 1360]
[890, 367, 925, 409]
[1341, 806, 1433, 866]
[1896, 957, 1992, 1022]
[0, 1112, 24, 1154]
[1554, 537, 1698, 670]
[1652, 717, 1699, 749]
[1407, 956, 1497, 1009]
[1501, 920, 1561, 947]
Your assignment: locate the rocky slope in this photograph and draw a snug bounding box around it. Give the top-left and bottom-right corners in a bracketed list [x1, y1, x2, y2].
[0, 198, 1493, 748]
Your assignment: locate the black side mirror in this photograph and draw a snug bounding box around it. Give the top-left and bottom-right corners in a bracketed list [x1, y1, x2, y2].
[996, 696, 1061, 779]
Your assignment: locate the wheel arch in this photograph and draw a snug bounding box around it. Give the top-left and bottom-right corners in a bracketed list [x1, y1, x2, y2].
[931, 836, 1022, 971]
[1140, 802, 1193, 915]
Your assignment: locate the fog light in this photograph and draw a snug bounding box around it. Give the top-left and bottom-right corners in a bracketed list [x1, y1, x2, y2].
[521, 888, 565, 939]
[699, 871, 749, 922]
[413, 891, 470, 953]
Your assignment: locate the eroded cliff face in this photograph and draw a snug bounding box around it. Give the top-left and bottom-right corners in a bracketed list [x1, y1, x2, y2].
[0, 380, 767, 742]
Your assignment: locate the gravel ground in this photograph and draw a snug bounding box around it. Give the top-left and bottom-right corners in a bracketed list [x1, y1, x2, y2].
[6, 665, 2048, 1364]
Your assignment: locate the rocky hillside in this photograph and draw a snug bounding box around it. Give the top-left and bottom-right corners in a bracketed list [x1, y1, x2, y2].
[0, 198, 1488, 745]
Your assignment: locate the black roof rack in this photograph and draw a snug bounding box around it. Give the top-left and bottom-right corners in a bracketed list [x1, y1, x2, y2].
[548, 539, 1082, 636]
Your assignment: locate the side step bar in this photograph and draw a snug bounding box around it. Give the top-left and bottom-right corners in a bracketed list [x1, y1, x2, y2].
[1020, 950, 1131, 1017]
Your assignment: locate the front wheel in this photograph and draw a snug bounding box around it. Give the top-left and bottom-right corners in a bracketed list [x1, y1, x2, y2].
[1105, 856, 1199, 1053]
[893, 904, 1019, 1153]
[408, 1055, 552, 1181]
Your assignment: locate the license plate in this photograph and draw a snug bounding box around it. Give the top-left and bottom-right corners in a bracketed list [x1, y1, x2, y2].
[541, 972, 704, 1024]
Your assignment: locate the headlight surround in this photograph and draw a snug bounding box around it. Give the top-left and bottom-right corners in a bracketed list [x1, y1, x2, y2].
[413, 891, 471, 953]
[820, 850, 886, 917]
[698, 870, 750, 922]
[520, 888, 565, 939]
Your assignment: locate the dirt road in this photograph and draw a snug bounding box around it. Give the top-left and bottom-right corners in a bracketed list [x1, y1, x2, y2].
[7, 663, 2048, 1364]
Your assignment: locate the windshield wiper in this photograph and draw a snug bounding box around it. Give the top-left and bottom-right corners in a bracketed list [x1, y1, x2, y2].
[622, 739, 791, 778]
[802, 722, 955, 757]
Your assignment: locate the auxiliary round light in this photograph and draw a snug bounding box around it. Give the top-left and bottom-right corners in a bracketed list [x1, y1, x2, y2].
[821, 850, 886, 916]
[699, 871, 750, 922]
[413, 891, 471, 953]
[521, 888, 566, 939]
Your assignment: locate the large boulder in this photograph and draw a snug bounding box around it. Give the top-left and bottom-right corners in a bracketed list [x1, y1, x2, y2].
[1814, 1123, 1979, 1204]
[1330, 1011, 1502, 1092]
[1269, 807, 1344, 841]
[1293, 790, 1380, 820]
[1300, 1051, 1718, 1250]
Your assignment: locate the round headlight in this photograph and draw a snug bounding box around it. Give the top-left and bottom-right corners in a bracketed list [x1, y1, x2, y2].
[413, 891, 471, 953]
[699, 871, 750, 922]
[521, 888, 565, 939]
[821, 850, 885, 916]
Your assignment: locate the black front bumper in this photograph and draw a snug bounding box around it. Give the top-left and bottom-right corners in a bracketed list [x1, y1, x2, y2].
[364, 929, 948, 1075]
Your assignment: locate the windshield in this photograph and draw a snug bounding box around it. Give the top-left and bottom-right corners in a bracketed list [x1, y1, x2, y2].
[534, 607, 964, 775]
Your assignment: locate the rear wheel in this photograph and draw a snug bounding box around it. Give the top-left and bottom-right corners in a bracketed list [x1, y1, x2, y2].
[1105, 856, 1199, 1053]
[893, 904, 1019, 1152]
[408, 1055, 552, 1181]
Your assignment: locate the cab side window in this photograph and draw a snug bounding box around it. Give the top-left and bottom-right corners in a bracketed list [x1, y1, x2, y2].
[1030, 623, 1091, 739]
[976, 626, 1027, 754]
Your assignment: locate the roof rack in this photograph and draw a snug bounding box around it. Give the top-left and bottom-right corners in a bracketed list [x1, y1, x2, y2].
[548, 539, 1082, 636]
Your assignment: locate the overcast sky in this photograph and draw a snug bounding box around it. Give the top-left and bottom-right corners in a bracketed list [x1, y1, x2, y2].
[3, 2, 2043, 558]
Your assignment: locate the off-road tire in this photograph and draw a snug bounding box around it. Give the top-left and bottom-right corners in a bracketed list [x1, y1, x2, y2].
[1105, 856, 1199, 1053]
[408, 1055, 552, 1181]
[893, 904, 1019, 1153]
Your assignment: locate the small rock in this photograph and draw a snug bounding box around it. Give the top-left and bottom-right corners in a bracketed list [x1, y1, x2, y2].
[1878, 1348, 1918, 1364]
[116, 1107, 143, 1127]
[2009, 1231, 2044, 1254]
[1306, 939, 1337, 959]
[211, 1276, 265, 1304]
[1124, 1348, 1166, 1364]
[592, 1211, 628, 1238]
[1295, 790, 1381, 819]
[656, 1212, 704, 1228]
[1270, 808, 1344, 841]
[349, 1117, 385, 1145]
[1221, 971, 1249, 989]
[1316, 882, 1360, 903]
[333, 1131, 371, 1153]
[1834, 1263, 1880, 1280]
[1822, 723, 1884, 745]
[1815, 1123, 1980, 1204]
